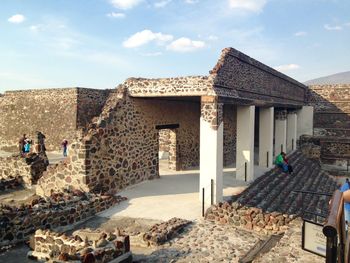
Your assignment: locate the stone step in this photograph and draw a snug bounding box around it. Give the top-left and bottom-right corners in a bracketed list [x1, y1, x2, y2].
[236, 151, 302, 205]
[235, 150, 337, 221]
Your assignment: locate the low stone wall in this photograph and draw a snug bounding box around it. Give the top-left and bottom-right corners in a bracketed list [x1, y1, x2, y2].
[300, 135, 350, 166]
[0, 153, 48, 188]
[300, 142, 321, 160]
[205, 202, 294, 235]
[0, 191, 126, 247]
[36, 141, 88, 197]
[28, 228, 131, 263]
[143, 218, 192, 246]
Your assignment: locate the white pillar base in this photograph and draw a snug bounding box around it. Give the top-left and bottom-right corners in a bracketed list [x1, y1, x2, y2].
[236, 106, 255, 181]
[259, 107, 274, 168]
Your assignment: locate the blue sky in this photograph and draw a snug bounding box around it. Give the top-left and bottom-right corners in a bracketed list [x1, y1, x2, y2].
[0, 0, 349, 92]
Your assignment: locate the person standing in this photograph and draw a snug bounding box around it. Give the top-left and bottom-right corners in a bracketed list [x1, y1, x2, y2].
[18, 134, 26, 155]
[340, 178, 350, 226]
[61, 139, 68, 157]
[24, 139, 31, 153]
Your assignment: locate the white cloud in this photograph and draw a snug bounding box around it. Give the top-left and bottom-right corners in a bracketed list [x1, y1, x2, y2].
[229, 0, 267, 13]
[324, 24, 342, 31]
[184, 0, 199, 3]
[8, 14, 26, 24]
[109, 0, 143, 9]
[107, 12, 126, 18]
[294, 31, 307, 37]
[123, 29, 173, 48]
[274, 64, 300, 72]
[154, 0, 172, 8]
[166, 37, 205, 52]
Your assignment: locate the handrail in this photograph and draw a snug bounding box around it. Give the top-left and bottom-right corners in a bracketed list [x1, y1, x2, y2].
[323, 190, 346, 263]
[323, 190, 342, 237]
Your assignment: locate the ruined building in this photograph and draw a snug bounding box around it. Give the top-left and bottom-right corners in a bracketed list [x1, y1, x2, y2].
[0, 47, 348, 206]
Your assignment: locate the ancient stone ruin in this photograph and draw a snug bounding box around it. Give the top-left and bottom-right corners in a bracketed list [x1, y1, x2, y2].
[28, 228, 131, 262]
[0, 47, 348, 262]
[0, 131, 49, 189]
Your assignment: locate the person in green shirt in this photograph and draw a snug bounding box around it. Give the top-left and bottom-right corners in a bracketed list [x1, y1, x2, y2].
[275, 152, 290, 173]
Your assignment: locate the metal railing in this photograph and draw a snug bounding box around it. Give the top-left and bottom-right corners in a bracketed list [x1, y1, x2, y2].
[323, 190, 348, 263]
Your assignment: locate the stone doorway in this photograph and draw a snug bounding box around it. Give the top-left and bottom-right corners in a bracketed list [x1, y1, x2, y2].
[158, 126, 179, 171]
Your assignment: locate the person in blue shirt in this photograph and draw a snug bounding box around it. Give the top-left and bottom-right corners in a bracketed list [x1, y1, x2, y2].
[340, 178, 350, 226]
[24, 139, 31, 153]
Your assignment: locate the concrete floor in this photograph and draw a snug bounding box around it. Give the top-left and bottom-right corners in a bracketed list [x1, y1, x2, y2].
[0, 149, 270, 220]
[99, 160, 270, 221]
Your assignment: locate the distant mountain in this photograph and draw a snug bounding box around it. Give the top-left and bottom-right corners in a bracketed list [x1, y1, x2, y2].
[305, 71, 350, 85]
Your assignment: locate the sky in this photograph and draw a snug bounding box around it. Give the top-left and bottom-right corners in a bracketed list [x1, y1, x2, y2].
[0, 0, 349, 92]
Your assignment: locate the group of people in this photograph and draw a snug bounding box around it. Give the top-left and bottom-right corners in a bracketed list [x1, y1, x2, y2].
[18, 134, 69, 157]
[18, 134, 32, 156]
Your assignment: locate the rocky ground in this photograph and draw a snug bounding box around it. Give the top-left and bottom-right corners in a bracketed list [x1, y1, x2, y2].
[0, 215, 326, 263]
[254, 219, 323, 263]
[135, 219, 324, 263]
[135, 219, 263, 263]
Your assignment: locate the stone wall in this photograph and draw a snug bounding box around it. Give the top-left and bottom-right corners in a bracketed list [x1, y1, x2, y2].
[37, 87, 201, 196]
[210, 48, 307, 105]
[76, 88, 111, 130]
[0, 153, 48, 188]
[28, 228, 131, 262]
[159, 129, 171, 153]
[299, 135, 350, 165]
[223, 104, 236, 166]
[304, 85, 350, 165]
[308, 84, 350, 137]
[127, 76, 213, 97]
[0, 191, 125, 247]
[0, 88, 109, 151]
[36, 140, 89, 196]
[205, 202, 293, 235]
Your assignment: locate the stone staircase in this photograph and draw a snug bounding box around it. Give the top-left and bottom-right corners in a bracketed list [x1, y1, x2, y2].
[234, 150, 338, 223]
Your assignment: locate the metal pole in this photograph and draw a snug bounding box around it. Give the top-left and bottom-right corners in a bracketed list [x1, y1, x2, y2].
[281, 144, 283, 153]
[202, 188, 205, 217]
[244, 162, 247, 182]
[267, 151, 269, 168]
[292, 139, 294, 150]
[326, 236, 338, 263]
[210, 179, 214, 205]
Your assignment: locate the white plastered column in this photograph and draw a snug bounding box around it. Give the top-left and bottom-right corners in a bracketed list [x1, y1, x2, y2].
[287, 112, 297, 152]
[236, 105, 255, 181]
[275, 112, 287, 156]
[297, 106, 314, 138]
[199, 97, 223, 206]
[259, 107, 274, 168]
